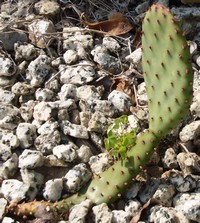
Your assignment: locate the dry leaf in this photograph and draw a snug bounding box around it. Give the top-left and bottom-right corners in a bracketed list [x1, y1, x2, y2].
[81, 12, 133, 36]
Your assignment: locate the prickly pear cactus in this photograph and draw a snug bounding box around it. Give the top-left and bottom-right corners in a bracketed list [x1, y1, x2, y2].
[142, 4, 193, 137]
[6, 4, 193, 221]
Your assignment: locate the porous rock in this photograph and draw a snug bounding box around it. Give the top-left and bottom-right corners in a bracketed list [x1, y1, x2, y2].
[92, 203, 113, 223]
[53, 144, 78, 162]
[112, 210, 131, 223]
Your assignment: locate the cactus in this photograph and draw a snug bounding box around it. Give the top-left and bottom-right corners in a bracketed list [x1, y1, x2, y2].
[6, 4, 193, 221]
[142, 4, 193, 137]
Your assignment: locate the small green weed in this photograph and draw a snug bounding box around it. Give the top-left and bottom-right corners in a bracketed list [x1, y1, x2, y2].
[104, 115, 137, 159]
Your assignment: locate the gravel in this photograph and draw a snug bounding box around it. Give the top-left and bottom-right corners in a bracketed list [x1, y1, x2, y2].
[0, 0, 200, 222]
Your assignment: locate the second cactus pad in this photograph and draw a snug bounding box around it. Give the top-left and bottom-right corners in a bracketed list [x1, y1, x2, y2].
[142, 4, 193, 137]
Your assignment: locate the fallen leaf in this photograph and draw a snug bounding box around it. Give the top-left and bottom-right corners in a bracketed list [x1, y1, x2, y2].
[81, 12, 133, 36]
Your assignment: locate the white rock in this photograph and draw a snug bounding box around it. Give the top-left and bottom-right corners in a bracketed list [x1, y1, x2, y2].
[63, 49, 79, 65]
[16, 123, 37, 148]
[0, 57, 16, 77]
[177, 152, 200, 175]
[20, 168, 44, 200]
[89, 153, 111, 175]
[92, 203, 113, 223]
[125, 182, 141, 200]
[174, 193, 200, 222]
[88, 112, 112, 133]
[0, 104, 19, 130]
[102, 37, 121, 53]
[0, 130, 19, 149]
[112, 210, 131, 223]
[190, 91, 200, 118]
[64, 163, 92, 193]
[0, 144, 11, 161]
[76, 85, 101, 101]
[162, 147, 178, 169]
[0, 198, 7, 220]
[37, 119, 59, 135]
[68, 199, 93, 223]
[35, 88, 55, 101]
[1, 179, 29, 202]
[77, 145, 93, 163]
[59, 64, 97, 85]
[0, 89, 15, 104]
[33, 101, 54, 121]
[61, 120, 89, 139]
[126, 48, 142, 65]
[152, 184, 175, 206]
[43, 178, 63, 201]
[58, 84, 77, 101]
[20, 100, 36, 122]
[125, 199, 142, 217]
[34, 0, 60, 16]
[14, 42, 37, 61]
[138, 178, 160, 203]
[18, 149, 44, 169]
[108, 90, 132, 114]
[26, 55, 51, 86]
[179, 120, 200, 142]
[137, 82, 148, 106]
[34, 130, 61, 154]
[2, 217, 19, 223]
[28, 20, 55, 48]
[0, 153, 18, 179]
[53, 144, 78, 162]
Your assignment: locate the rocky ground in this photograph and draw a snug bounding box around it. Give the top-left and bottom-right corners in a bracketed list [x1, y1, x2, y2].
[0, 0, 200, 222]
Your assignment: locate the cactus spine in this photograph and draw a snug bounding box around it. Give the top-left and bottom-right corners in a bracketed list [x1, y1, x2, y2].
[7, 4, 193, 220]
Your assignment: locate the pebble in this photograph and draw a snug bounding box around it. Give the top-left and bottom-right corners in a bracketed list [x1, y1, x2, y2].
[64, 163, 92, 193]
[11, 82, 35, 95]
[58, 84, 77, 101]
[0, 129, 19, 149]
[0, 153, 18, 179]
[112, 210, 131, 223]
[34, 130, 61, 154]
[59, 64, 97, 85]
[37, 119, 59, 135]
[177, 152, 200, 175]
[28, 19, 56, 48]
[174, 192, 200, 222]
[20, 100, 36, 122]
[68, 199, 93, 223]
[102, 37, 121, 53]
[16, 123, 37, 148]
[0, 104, 20, 130]
[137, 82, 148, 106]
[126, 48, 142, 65]
[162, 147, 178, 169]
[92, 203, 113, 223]
[77, 85, 101, 101]
[63, 49, 79, 65]
[1, 179, 29, 202]
[88, 112, 112, 133]
[152, 184, 176, 206]
[20, 168, 44, 200]
[35, 88, 55, 101]
[179, 120, 200, 142]
[18, 149, 44, 169]
[61, 120, 89, 139]
[191, 91, 200, 118]
[34, 0, 60, 16]
[26, 55, 51, 86]
[108, 90, 132, 114]
[0, 89, 15, 104]
[1, 217, 19, 223]
[125, 182, 141, 200]
[0, 56, 16, 77]
[0, 198, 7, 220]
[53, 144, 78, 162]
[0, 75, 16, 88]
[168, 171, 197, 192]
[77, 145, 93, 163]
[14, 42, 37, 61]
[43, 178, 63, 201]
[138, 178, 160, 203]
[33, 101, 54, 122]
[125, 199, 142, 217]
[89, 153, 112, 175]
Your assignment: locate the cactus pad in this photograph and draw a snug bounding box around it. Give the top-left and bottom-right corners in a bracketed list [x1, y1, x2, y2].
[142, 4, 193, 136]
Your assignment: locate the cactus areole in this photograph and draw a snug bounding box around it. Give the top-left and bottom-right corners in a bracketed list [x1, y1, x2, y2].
[6, 4, 193, 221]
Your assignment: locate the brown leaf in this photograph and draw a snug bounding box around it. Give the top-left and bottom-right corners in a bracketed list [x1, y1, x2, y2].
[81, 12, 133, 36]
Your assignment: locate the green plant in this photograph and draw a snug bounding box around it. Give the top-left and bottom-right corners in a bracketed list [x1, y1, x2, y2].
[6, 4, 193, 221]
[104, 115, 137, 159]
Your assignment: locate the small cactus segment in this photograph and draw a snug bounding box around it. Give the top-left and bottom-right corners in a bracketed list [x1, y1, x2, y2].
[142, 4, 193, 137]
[56, 130, 158, 206]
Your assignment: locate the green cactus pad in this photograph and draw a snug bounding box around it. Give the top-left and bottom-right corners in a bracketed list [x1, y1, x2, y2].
[142, 4, 193, 137]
